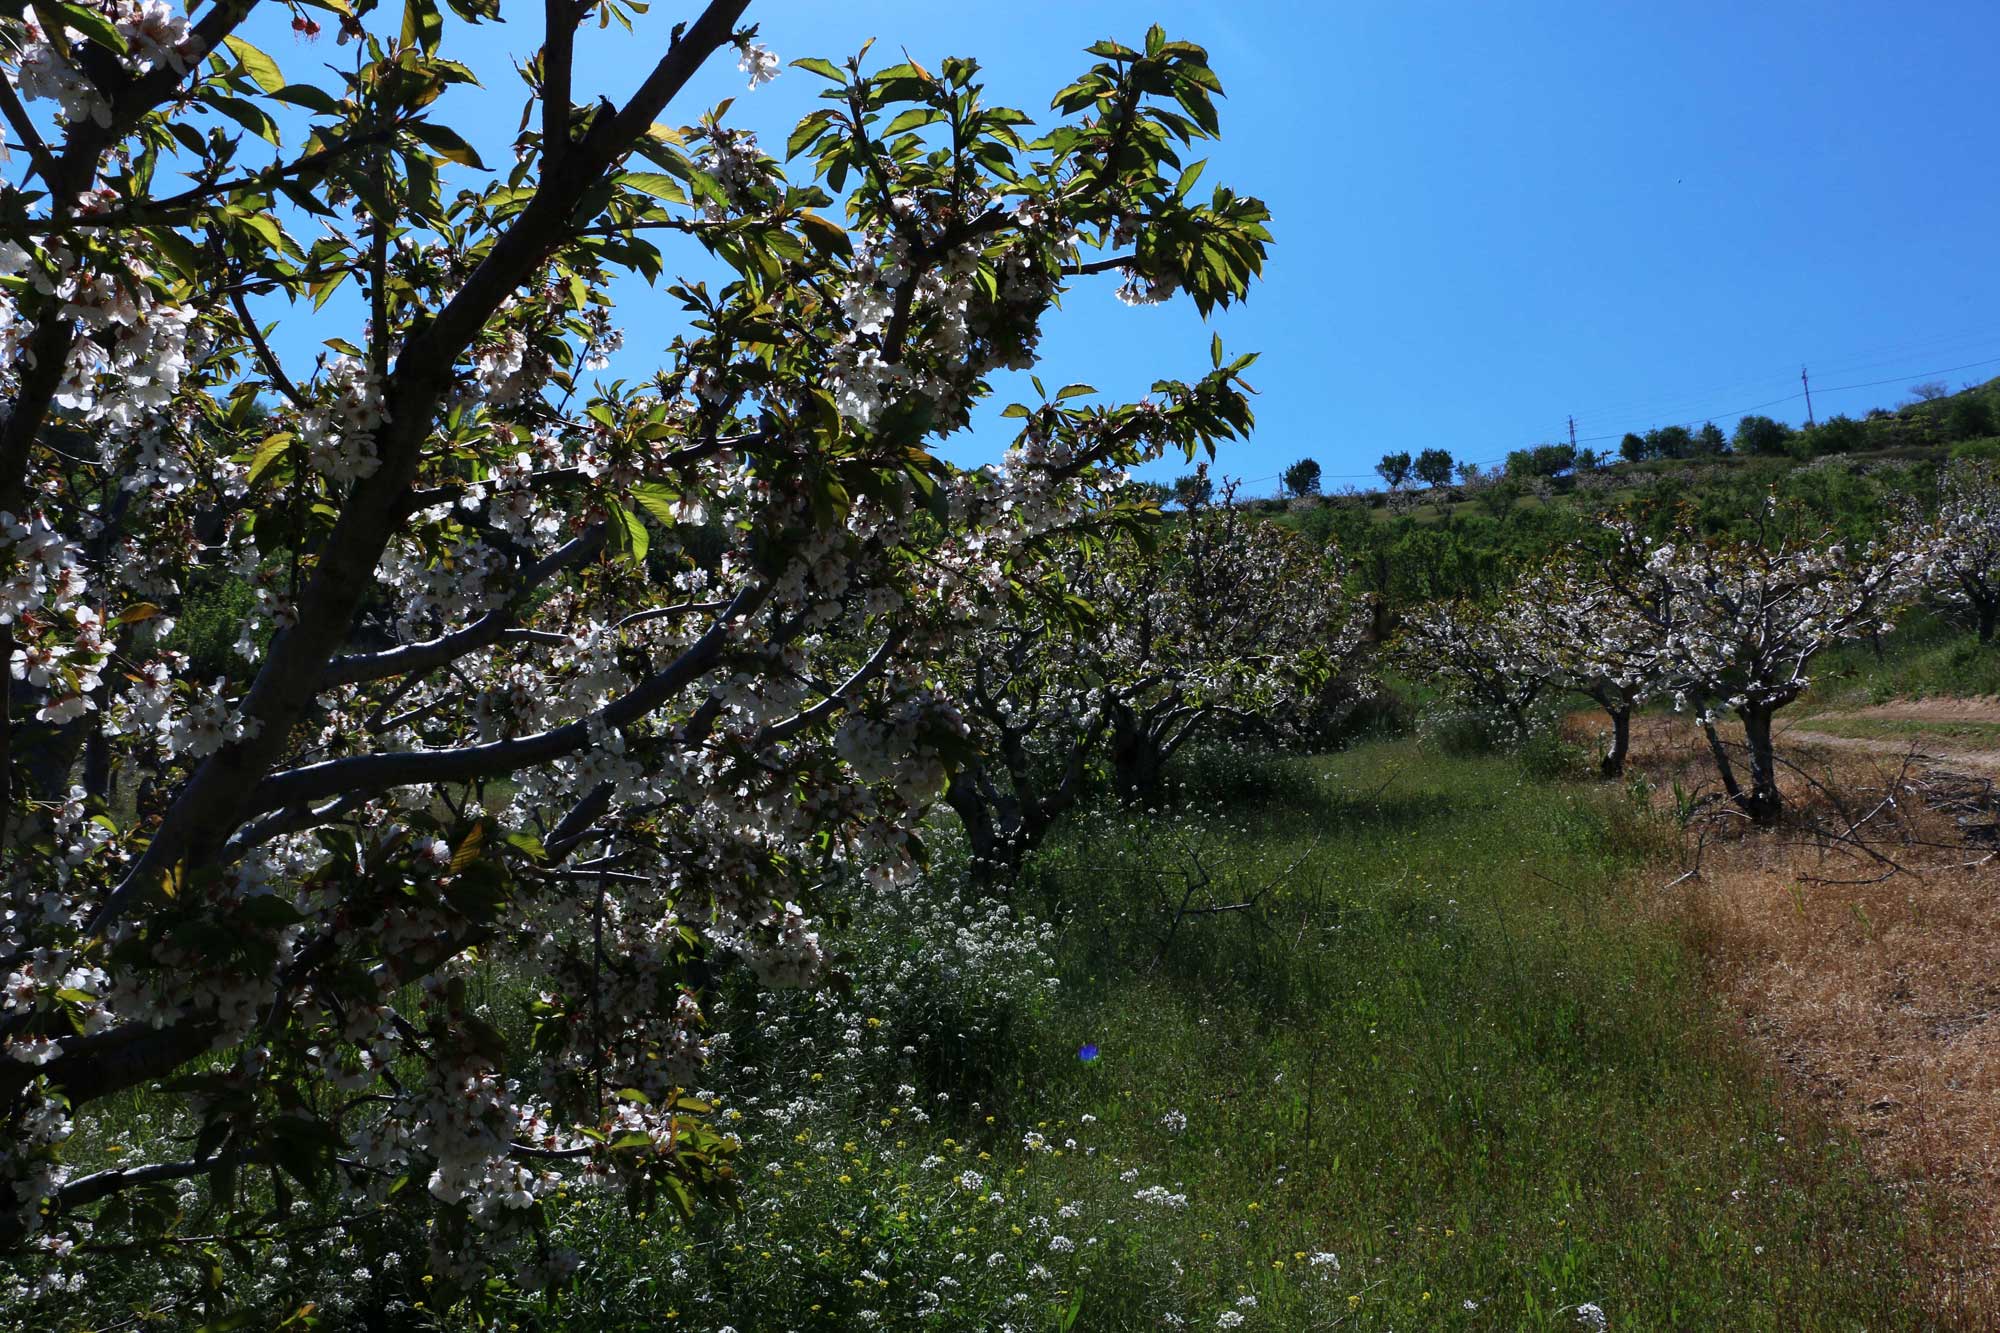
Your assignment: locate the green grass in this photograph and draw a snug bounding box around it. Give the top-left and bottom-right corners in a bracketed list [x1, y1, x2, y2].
[1796, 716, 2000, 745]
[506, 741, 1927, 1332]
[1809, 609, 2000, 706]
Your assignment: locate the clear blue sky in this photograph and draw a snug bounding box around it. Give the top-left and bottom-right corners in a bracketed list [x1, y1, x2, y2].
[241, 1, 2000, 492]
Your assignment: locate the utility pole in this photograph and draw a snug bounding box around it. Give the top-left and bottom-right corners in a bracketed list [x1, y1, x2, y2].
[1801, 365, 1816, 428]
[1567, 415, 1577, 450]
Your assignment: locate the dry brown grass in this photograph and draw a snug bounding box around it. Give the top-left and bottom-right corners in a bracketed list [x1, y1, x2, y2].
[1569, 710, 2000, 1322]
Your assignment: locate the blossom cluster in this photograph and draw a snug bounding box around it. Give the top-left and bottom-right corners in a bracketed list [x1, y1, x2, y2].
[941, 478, 1371, 878]
[0, 5, 1273, 1317]
[1401, 507, 1927, 814]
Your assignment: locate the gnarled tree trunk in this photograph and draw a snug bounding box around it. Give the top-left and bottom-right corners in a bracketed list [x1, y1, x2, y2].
[1700, 719, 1743, 808]
[1600, 705, 1630, 778]
[1109, 704, 1167, 804]
[1739, 705, 1782, 824]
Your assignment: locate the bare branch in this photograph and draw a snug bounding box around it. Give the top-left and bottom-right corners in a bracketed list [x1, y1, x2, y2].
[760, 632, 901, 745]
[318, 525, 606, 689]
[251, 585, 763, 812]
[0, 79, 60, 190]
[229, 287, 309, 411]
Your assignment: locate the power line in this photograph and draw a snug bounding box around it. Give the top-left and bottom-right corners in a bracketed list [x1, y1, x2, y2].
[1439, 349, 2000, 474]
[1194, 344, 2000, 497]
[1555, 324, 2000, 428]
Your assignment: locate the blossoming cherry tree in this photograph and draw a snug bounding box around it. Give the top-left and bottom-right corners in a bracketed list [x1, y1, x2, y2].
[0, 0, 1271, 1308]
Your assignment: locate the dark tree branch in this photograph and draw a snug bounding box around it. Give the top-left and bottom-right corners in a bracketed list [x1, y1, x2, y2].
[228, 287, 308, 411]
[0, 79, 59, 189]
[760, 632, 901, 745]
[542, 0, 580, 163]
[319, 525, 605, 688]
[250, 585, 763, 813]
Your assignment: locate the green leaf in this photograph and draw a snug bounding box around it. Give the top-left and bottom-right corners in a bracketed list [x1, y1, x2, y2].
[401, 0, 443, 55]
[1175, 158, 1207, 201]
[408, 121, 487, 169]
[49, 2, 124, 56]
[789, 56, 846, 83]
[270, 83, 342, 116]
[237, 211, 286, 250]
[883, 107, 943, 136]
[311, 269, 349, 312]
[629, 482, 680, 527]
[503, 831, 547, 862]
[247, 433, 295, 484]
[786, 109, 835, 160]
[1055, 383, 1096, 402]
[208, 95, 280, 145]
[449, 821, 485, 872]
[223, 36, 285, 94]
[794, 210, 851, 258]
[609, 505, 649, 565]
[622, 171, 688, 205]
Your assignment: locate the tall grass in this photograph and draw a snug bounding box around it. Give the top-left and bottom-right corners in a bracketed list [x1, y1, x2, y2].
[1810, 607, 2000, 705]
[490, 742, 1924, 1332]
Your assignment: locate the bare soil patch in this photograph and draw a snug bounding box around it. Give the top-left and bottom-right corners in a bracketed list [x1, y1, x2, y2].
[1568, 710, 2000, 1321]
[1827, 697, 2000, 723]
[1786, 696, 2000, 778]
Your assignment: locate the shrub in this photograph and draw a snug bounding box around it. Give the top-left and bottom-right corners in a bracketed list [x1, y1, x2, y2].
[1416, 704, 1516, 757]
[1516, 721, 1591, 780]
[1161, 738, 1301, 809]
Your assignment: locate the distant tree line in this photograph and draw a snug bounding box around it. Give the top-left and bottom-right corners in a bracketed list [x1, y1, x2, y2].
[1273, 445, 1950, 617]
[1622, 379, 2000, 462]
[1229, 377, 2000, 508]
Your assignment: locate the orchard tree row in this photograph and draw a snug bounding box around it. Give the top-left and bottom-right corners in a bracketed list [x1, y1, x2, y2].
[0, 0, 1352, 1314]
[1400, 458, 2000, 820]
[1266, 373, 2000, 503]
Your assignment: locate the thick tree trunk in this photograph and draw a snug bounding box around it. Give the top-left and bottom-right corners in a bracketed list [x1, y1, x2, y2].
[82, 724, 110, 802]
[1599, 706, 1630, 779]
[1979, 599, 1998, 645]
[1740, 706, 1782, 824]
[1700, 720, 1743, 808]
[946, 761, 1072, 888]
[945, 770, 999, 873]
[946, 767, 1023, 886]
[1109, 706, 1166, 804]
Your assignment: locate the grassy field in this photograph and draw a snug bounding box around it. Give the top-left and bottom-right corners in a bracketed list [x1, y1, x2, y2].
[1248, 439, 1972, 527]
[498, 740, 1928, 1331]
[1808, 609, 2000, 706]
[1794, 715, 2000, 744]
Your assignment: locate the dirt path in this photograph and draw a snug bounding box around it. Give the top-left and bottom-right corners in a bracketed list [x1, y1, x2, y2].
[1782, 728, 2000, 777]
[1822, 698, 2000, 723]
[1599, 713, 2000, 1319]
[1787, 697, 2000, 778]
